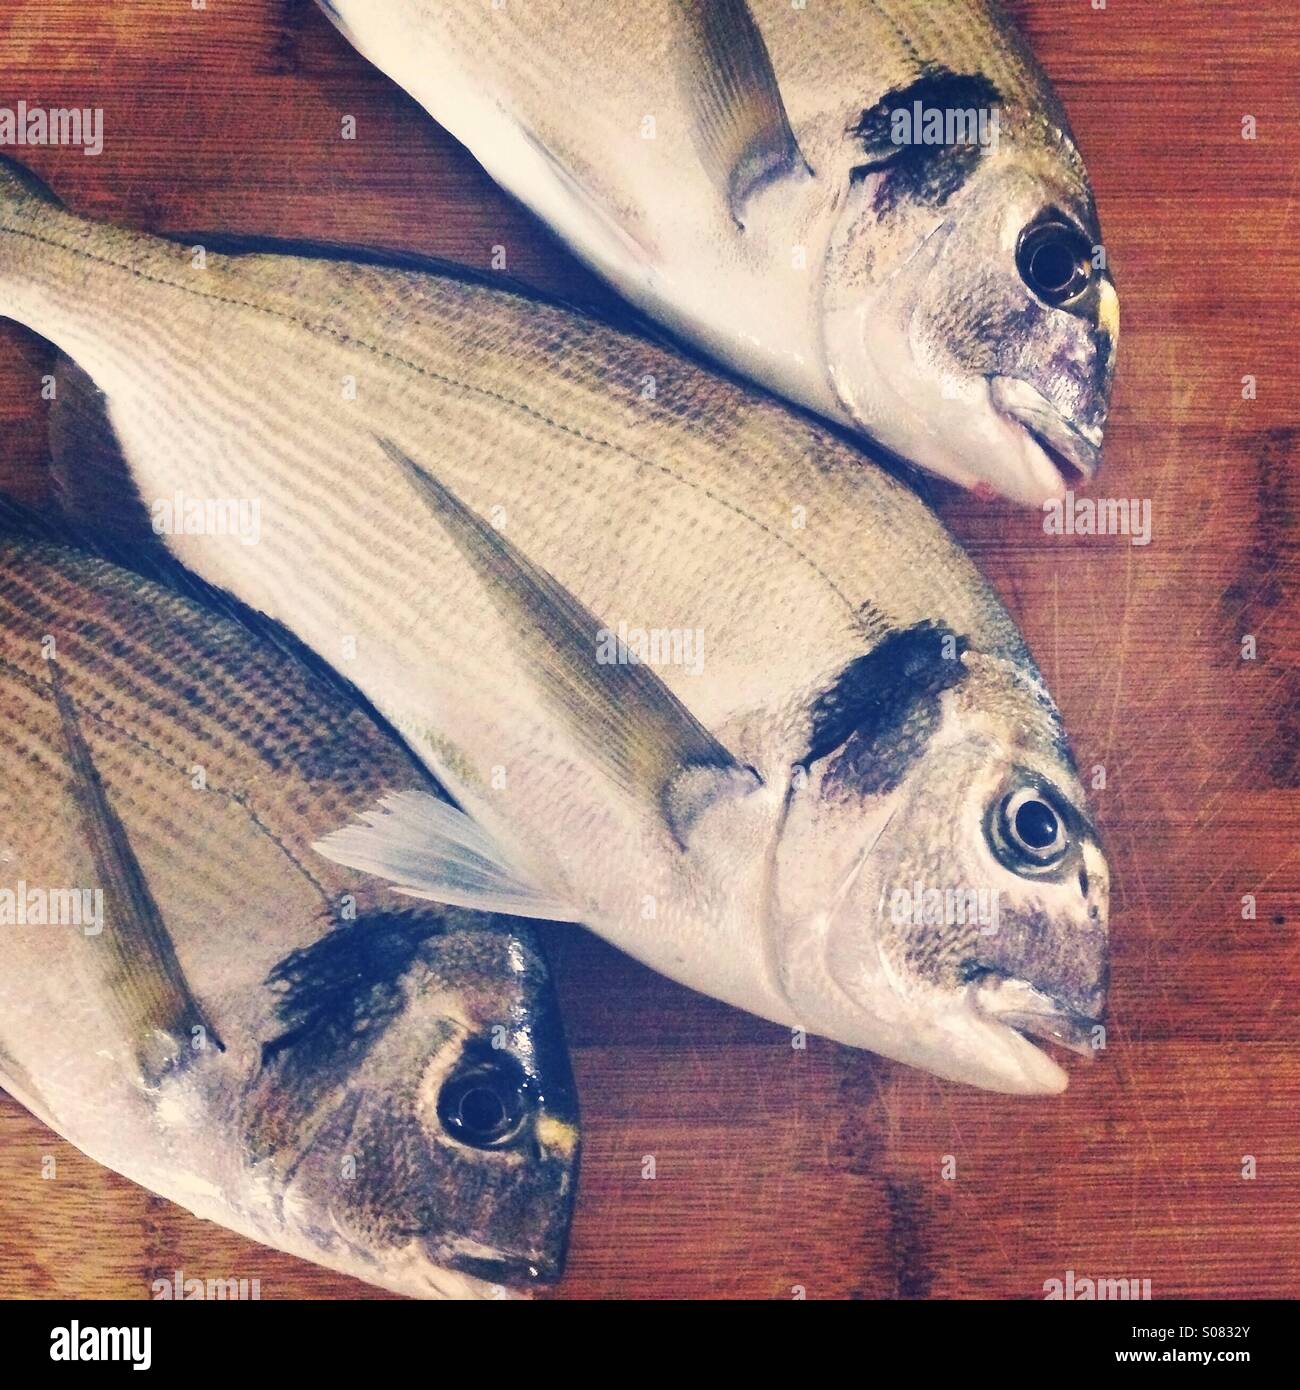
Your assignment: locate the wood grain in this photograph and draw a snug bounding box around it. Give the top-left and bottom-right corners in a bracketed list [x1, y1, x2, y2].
[0, 0, 1296, 1300]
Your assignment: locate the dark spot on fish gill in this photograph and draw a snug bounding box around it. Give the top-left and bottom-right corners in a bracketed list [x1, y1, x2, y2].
[802, 623, 969, 796]
[243, 913, 449, 1169]
[259, 911, 445, 1070]
[847, 66, 1002, 217]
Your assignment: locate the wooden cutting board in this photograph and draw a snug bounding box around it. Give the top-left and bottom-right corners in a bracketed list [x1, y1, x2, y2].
[0, 0, 1295, 1300]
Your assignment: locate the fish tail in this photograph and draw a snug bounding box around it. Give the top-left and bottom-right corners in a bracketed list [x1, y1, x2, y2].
[0, 151, 66, 221]
[0, 152, 75, 262]
[0, 153, 89, 332]
[0, 153, 167, 395]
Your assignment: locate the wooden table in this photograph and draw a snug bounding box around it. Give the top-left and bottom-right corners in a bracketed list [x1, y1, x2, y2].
[0, 0, 1296, 1300]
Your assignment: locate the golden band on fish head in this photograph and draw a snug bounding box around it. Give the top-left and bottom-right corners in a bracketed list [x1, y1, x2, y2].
[771, 623, 1109, 1096]
[820, 75, 1118, 506]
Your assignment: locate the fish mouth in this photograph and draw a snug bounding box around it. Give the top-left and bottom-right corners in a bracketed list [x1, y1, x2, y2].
[972, 972, 1103, 1061]
[989, 375, 1102, 492]
[449, 1249, 567, 1288]
[998, 1006, 1098, 1059]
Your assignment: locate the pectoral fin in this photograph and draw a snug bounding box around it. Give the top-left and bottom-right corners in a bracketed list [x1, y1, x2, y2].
[50, 663, 223, 1085]
[313, 789, 576, 921]
[677, 0, 811, 225]
[380, 438, 760, 841]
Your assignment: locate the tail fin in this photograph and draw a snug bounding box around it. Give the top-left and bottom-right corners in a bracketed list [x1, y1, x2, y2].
[0, 152, 64, 221]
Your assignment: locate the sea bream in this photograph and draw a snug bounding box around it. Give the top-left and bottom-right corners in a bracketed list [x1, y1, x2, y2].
[0, 156, 1109, 1094]
[0, 523, 579, 1300]
[315, 0, 1119, 505]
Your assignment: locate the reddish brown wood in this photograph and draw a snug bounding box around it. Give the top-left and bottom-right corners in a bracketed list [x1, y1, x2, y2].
[0, 0, 1296, 1300]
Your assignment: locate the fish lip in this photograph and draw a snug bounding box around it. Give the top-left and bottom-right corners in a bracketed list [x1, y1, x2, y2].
[988, 375, 1102, 489]
[446, 1246, 567, 1288]
[971, 973, 1104, 1061]
[999, 1007, 1100, 1059]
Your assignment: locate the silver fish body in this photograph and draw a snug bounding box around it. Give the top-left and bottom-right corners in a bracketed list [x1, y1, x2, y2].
[317, 0, 1119, 504]
[0, 161, 1108, 1093]
[0, 530, 579, 1298]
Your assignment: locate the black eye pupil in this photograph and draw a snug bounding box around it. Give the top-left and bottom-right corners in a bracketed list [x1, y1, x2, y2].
[987, 782, 1071, 873]
[1018, 219, 1091, 305]
[458, 1086, 507, 1135]
[438, 1058, 529, 1148]
[1015, 798, 1059, 850]
[1029, 239, 1077, 295]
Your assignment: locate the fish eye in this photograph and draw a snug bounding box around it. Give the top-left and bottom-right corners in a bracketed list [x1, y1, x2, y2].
[437, 1054, 532, 1149]
[988, 784, 1070, 873]
[1017, 218, 1093, 307]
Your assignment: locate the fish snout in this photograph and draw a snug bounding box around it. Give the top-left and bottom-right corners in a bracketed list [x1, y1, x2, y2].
[966, 859, 1110, 1061]
[973, 971, 1106, 1060]
[447, 1248, 565, 1290]
[439, 1162, 575, 1290]
[989, 374, 1103, 491]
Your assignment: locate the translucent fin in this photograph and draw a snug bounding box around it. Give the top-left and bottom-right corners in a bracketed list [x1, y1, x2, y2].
[313, 789, 576, 923]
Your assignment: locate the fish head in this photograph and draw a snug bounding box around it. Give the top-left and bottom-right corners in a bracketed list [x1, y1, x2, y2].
[405, 914, 580, 1288]
[772, 628, 1109, 1093]
[821, 84, 1118, 505]
[244, 911, 579, 1296]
